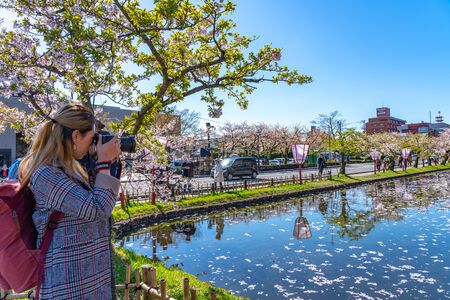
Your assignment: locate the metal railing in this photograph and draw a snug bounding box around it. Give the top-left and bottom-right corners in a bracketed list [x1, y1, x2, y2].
[122, 170, 333, 202]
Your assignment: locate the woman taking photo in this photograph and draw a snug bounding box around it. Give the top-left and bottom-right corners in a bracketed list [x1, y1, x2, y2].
[19, 104, 121, 299]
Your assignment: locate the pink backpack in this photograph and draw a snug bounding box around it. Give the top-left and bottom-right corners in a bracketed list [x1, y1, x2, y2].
[0, 180, 63, 299]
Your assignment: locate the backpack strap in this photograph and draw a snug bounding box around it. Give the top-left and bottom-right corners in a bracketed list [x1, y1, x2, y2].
[34, 211, 64, 300]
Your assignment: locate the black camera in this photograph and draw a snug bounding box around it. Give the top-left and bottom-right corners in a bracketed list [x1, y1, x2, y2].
[93, 133, 136, 153]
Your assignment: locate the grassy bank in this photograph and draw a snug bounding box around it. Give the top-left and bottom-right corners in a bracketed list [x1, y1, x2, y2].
[114, 247, 243, 300]
[113, 164, 450, 222]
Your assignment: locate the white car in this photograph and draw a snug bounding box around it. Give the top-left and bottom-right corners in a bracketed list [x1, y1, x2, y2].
[269, 159, 281, 165]
[274, 158, 285, 164]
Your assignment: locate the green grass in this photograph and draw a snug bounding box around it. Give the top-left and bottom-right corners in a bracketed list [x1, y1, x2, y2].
[113, 164, 450, 222]
[114, 247, 244, 300]
[113, 200, 174, 221]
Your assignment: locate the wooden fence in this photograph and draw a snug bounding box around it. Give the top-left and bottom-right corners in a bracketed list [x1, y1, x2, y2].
[123, 170, 333, 202]
[0, 264, 219, 300]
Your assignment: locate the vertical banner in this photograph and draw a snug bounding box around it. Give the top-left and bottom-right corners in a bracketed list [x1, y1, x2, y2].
[370, 151, 380, 174]
[401, 148, 410, 159]
[292, 144, 309, 184]
[370, 151, 380, 161]
[292, 144, 310, 164]
[401, 148, 411, 171]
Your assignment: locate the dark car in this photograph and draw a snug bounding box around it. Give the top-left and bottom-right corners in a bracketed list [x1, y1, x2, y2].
[212, 157, 258, 180]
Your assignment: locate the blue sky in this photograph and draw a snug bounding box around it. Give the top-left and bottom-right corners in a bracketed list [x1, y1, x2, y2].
[2, 1, 450, 129]
[176, 0, 450, 128]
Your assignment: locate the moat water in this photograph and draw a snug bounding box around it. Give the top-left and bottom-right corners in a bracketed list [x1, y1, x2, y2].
[118, 172, 450, 299]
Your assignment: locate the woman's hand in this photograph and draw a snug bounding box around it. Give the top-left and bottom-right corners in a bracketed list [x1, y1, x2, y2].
[96, 135, 121, 163]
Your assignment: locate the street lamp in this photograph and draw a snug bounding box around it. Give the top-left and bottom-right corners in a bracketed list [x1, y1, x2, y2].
[206, 122, 215, 155]
[206, 122, 215, 174]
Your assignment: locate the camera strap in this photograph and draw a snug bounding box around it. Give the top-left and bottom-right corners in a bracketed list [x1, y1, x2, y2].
[115, 158, 122, 180]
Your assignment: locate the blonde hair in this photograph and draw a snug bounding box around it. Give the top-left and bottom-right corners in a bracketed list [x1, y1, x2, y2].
[19, 103, 96, 187]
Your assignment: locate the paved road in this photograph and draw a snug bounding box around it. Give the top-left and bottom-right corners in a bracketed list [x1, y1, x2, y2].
[121, 162, 391, 196]
[190, 163, 377, 184]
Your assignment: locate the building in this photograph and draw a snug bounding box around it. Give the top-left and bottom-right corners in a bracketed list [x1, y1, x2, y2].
[365, 107, 406, 134]
[0, 126, 17, 167]
[430, 122, 450, 134]
[397, 122, 431, 134]
[0, 97, 181, 165]
[397, 113, 449, 136]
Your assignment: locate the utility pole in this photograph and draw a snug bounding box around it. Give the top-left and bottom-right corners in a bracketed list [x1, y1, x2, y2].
[206, 122, 215, 172]
[206, 122, 214, 154]
[257, 134, 261, 170]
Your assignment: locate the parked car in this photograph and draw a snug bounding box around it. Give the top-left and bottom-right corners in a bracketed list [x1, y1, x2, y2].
[269, 159, 281, 166]
[257, 158, 268, 165]
[274, 157, 285, 164]
[287, 158, 295, 164]
[211, 157, 258, 180]
[169, 159, 183, 174]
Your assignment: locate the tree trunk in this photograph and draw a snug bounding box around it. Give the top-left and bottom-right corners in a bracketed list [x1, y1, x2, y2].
[441, 153, 448, 165]
[389, 157, 395, 170]
[339, 152, 346, 174]
[414, 157, 419, 168]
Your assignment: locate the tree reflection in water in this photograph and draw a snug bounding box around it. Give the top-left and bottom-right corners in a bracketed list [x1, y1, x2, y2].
[117, 172, 450, 299]
[121, 172, 450, 259]
[325, 190, 376, 240]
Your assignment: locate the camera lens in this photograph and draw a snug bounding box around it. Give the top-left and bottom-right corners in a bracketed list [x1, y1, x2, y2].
[120, 136, 136, 153]
[101, 134, 114, 144]
[94, 134, 136, 153]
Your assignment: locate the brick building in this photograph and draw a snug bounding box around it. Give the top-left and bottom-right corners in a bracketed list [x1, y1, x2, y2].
[397, 119, 449, 136]
[397, 122, 431, 134]
[365, 107, 406, 134]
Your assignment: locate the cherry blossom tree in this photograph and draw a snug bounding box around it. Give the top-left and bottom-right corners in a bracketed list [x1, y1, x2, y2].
[0, 0, 312, 203]
[261, 124, 282, 160]
[311, 110, 346, 152]
[331, 128, 367, 174]
[274, 125, 293, 163]
[216, 122, 243, 156]
[367, 132, 404, 170]
[403, 134, 433, 167]
[243, 123, 263, 158]
[434, 128, 450, 164]
[304, 126, 328, 155]
[0, 0, 312, 138]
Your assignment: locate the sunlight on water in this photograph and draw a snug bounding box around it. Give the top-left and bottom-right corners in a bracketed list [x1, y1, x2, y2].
[118, 172, 450, 299]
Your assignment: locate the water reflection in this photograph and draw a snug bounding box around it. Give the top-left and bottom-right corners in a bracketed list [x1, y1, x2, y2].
[119, 172, 450, 299]
[123, 173, 449, 251]
[293, 200, 312, 239]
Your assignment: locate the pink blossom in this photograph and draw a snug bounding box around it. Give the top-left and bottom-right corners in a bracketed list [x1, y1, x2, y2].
[269, 50, 281, 61]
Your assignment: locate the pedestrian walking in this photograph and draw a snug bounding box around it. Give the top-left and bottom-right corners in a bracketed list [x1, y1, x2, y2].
[403, 156, 408, 171]
[382, 155, 389, 172]
[317, 155, 325, 179]
[181, 161, 194, 194]
[18, 103, 121, 300]
[214, 159, 224, 192]
[1, 164, 8, 179]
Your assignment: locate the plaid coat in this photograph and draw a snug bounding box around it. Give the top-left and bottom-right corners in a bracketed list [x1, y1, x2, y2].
[30, 166, 120, 300]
